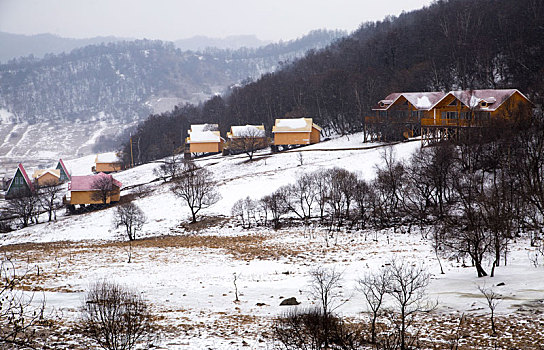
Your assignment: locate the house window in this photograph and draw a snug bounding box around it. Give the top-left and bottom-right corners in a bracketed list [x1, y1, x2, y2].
[379, 111, 387, 118]
[443, 111, 458, 119]
[448, 99, 457, 106]
[412, 110, 425, 118]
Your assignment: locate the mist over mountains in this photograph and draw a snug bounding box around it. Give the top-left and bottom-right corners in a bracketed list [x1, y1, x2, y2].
[0, 29, 346, 124]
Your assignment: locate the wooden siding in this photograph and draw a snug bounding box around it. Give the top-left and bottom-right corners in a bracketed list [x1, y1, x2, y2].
[274, 132, 311, 145]
[70, 188, 121, 205]
[36, 172, 60, 186]
[189, 142, 223, 153]
[95, 162, 122, 173]
[310, 127, 321, 144]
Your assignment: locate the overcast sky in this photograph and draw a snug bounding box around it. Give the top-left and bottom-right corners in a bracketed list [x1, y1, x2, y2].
[0, 0, 435, 42]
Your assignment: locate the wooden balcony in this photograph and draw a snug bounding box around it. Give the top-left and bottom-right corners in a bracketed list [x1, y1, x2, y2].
[421, 118, 479, 127]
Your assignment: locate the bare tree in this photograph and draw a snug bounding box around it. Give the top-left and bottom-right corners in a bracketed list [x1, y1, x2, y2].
[288, 173, 317, 222]
[38, 180, 63, 222]
[231, 196, 255, 228]
[387, 258, 434, 350]
[228, 127, 268, 160]
[113, 203, 146, 263]
[357, 267, 391, 344]
[5, 189, 39, 228]
[90, 175, 115, 206]
[1, 259, 46, 348]
[80, 280, 156, 350]
[478, 285, 501, 335]
[172, 161, 221, 223]
[261, 186, 289, 229]
[308, 266, 346, 349]
[153, 153, 183, 182]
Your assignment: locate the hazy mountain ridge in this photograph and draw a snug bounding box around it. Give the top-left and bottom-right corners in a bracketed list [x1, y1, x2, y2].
[174, 34, 271, 51]
[0, 32, 126, 64]
[0, 30, 346, 125]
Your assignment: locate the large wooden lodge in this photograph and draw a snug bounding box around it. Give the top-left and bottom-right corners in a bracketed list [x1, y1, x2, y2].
[367, 89, 531, 145]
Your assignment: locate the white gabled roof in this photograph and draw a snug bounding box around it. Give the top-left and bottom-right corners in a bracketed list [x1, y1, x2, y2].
[96, 153, 121, 164]
[188, 124, 222, 143]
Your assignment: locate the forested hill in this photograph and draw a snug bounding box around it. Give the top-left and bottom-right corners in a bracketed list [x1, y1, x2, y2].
[0, 30, 345, 124]
[123, 0, 544, 163]
[199, 0, 544, 134]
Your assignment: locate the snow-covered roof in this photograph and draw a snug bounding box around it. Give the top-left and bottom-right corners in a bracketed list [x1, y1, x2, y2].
[445, 89, 528, 111]
[228, 125, 266, 138]
[373, 92, 445, 111]
[187, 124, 223, 143]
[32, 169, 61, 179]
[272, 118, 322, 133]
[69, 173, 122, 191]
[95, 153, 121, 164]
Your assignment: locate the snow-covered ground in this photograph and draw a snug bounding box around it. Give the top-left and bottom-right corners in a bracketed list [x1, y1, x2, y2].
[2, 133, 544, 349]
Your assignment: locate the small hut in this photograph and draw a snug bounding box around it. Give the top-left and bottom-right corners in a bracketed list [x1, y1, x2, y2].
[94, 153, 123, 173]
[68, 173, 122, 205]
[32, 169, 61, 186]
[272, 118, 321, 147]
[5, 163, 34, 198]
[186, 124, 225, 154]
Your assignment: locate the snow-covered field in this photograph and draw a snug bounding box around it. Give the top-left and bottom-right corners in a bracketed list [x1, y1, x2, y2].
[0, 118, 136, 174]
[2, 133, 544, 349]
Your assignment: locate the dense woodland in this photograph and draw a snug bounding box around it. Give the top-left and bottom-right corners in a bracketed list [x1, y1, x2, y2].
[122, 0, 544, 163]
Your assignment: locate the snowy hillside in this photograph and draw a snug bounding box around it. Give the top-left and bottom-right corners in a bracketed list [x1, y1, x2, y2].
[2, 135, 544, 349]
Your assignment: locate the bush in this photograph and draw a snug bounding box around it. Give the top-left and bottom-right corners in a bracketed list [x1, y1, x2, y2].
[80, 280, 156, 350]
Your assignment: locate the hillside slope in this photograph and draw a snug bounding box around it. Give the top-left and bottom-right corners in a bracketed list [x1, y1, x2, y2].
[1, 136, 543, 349]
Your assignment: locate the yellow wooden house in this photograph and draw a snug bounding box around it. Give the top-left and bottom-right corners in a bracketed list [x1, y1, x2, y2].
[369, 89, 531, 144]
[226, 125, 268, 153]
[186, 124, 225, 154]
[32, 169, 61, 186]
[68, 173, 122, 205]
[272, 118, 322, 147]
[94, 153, 123, 173]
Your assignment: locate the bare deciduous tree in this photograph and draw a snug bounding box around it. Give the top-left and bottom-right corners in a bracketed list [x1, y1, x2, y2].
[153, 153, 184, 182]
[113, 203, 146, 263]
[91, 175, 115, 206]
[387, 258, 434, 350]
[6, 189, 39, 228]
[38, 180, 63, 222]
[172, 161, 221, 223]
[80, 280, 155, 350]
[357, 266, 391, 344]
[228, 127, 268, 160]
[1, 259, 46, 348]
[478, 285, 501, 335]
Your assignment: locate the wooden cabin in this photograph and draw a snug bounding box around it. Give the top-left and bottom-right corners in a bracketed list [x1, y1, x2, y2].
[226, 125, 268, 153]
[272, 118, 322, 147]
[420, 89, 532, 145]
[94, 153, 122, 173]
[368, 89, 532, 144]
[32, 169, 61, 186]
[5, 163, 34, 198]
[368, 92, 445, 141]
[56, 158, 71, 181]
[68, 173, 122, 205]
[186, 124, 225, 154]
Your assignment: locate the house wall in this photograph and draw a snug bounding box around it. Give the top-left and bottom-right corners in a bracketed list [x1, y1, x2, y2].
[95, 162, 122, 173]
[36, 173, 59, 186]
[491, 92, 530, 119]
[310, 128, 321, 144]
[70, 187, 120, 205]
[190, 142, 222, 153]
[274, 132, 311, 145]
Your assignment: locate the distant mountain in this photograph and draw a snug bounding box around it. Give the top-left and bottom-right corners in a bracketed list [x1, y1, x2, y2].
[0, 32, 126, 63]
[0, 29, 346, 125]
[175, 35, 271, 51]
